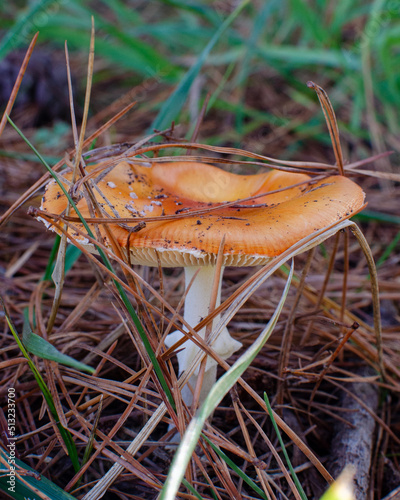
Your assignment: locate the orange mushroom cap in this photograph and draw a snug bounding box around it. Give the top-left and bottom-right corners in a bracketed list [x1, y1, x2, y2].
[40, 161, 365, 266]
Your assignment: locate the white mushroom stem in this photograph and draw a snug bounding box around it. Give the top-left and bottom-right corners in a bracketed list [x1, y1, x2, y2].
[165, 265, 242, 409]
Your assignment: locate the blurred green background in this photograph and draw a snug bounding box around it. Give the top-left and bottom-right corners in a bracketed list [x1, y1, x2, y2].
[0, 0, 399, 168]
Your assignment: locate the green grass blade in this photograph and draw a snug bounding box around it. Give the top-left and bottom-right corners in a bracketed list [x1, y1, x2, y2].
[33, 1, 178, 77]
[234, 0, 277, 86]
[0, 449, 77, 500]
[43, 235, 61, 282]
[181, 478, 205, 500]
[64, 244, 83, 273]
[376, 230, 400, 267]
[233, 0, 278, 135]
[354, 210, 400, 225]
[72, 395, 103, 489]
[0, 297, 81, 473]
[22, 314, 95, 374]
[39, 25, 177, 77]
[257, 44, 360, 70]
[43, 240, 82, 282]
[0, 0, 57, 59]
[155, 0, 220, 24]
[330, 0, 355, 33]
[354, 210, 400, 267]
[202, 435, 269, 499]
[150, 0, 250, 132]
[96, 0, 142, 25]
[159, 261, 294, 500]
[263, 392, 307, 500]
[289, 0, 328, 44]
[6, 115, 175, 409]
[206, 62, 236, 113]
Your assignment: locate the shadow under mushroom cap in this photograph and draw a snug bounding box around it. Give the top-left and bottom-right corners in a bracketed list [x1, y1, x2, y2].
[40, 161, 366, 267]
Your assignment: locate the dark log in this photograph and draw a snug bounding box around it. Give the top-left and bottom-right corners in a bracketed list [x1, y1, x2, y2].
[328, 366, 379, 500]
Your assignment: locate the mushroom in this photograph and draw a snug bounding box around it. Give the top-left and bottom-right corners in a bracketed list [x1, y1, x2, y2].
[38, 160, 365, 409]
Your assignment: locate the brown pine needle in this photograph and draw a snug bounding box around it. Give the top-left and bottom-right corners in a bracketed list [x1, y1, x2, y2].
[0, 32, 39, 138]
[307, 81, 345, 176]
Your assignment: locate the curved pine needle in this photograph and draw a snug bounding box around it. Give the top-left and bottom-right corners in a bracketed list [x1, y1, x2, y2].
[348, 222, 384, 379]
[307, 81, 344, 176]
